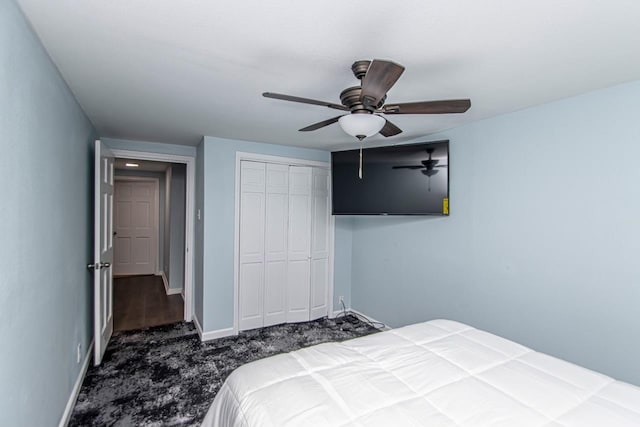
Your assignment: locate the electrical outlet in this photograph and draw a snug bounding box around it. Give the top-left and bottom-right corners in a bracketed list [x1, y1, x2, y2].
[338, 296, 344, 305]
[76, 343, 82, 364]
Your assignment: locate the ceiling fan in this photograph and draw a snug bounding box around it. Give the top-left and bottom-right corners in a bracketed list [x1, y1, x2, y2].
[392, 147, 447, 190]
[263, 59, 471, 140]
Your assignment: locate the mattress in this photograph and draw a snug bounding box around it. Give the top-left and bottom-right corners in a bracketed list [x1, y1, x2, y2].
[201, 319, 640, 426]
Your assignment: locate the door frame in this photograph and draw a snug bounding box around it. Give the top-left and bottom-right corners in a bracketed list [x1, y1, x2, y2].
[113, 176, 161, 276]
[234, 152, 334, 336]
[110, 148, 196, 323]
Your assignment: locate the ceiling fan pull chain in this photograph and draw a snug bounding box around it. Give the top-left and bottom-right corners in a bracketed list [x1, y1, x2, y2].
[359, 143, 363, 179]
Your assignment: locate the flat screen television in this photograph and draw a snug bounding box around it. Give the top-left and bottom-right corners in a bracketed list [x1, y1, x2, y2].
[331, 140, 449, 215]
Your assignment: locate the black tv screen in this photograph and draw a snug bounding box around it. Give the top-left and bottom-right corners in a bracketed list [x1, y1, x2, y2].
[331, 140, 449, 215]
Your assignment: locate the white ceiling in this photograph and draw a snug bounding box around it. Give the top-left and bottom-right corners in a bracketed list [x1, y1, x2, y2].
[17, 0, 640, 150]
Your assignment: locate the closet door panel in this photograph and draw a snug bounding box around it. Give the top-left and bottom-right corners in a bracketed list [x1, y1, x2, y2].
[239, 192, 265, 264]
[310, 168, 330, 320]
[264, 164, 288, 326]
[286, 260, 310, 321]
[310, 258, 329, 316]
[286, 166, 312, 323]
[311, 170, 330, 257]
[239, 262, 264, 330]
[239, 161, 266, 330]
[264, 261, 287, 325]
[265, 164, 288, 261]
[287, 202, 310, 258]
[241, 161, 267, 192]
[239, 161, 266, 265]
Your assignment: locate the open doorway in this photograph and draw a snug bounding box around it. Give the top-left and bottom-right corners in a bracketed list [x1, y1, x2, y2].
[112, 158, 187, 331]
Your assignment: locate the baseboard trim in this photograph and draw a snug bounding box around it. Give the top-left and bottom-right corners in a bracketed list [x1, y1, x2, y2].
[201, 327, 236, 341]
[193, 313, 204, 340]
[58, 339, 94, 427]
[192, 315, 236, 342]
[160, 271, 181, 295]
[160, 271, 169, 293]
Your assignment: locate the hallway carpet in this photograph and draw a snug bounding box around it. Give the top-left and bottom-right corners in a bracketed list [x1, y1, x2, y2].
[69, 316, 378, 426]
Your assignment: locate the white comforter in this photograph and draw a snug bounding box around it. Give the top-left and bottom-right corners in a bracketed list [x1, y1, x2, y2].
[202, 319, 640, 426]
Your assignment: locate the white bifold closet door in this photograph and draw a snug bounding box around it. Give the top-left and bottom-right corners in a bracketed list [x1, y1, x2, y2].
[239, 160, 329, 331]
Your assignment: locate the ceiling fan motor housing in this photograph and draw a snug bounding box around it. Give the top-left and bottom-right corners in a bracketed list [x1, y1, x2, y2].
[340, 86, 385, 113]
[351, 60, 371, 80]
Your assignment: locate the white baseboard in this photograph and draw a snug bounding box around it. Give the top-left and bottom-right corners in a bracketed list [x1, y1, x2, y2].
[192, 314, 236, 342]
[160, 271, 169, 292]
[192, 309, 386, 345]
[58, 340, 94, 427]
[201, 327, 236, 341]
[160, 271, 181, 295]
[193, 313, 204, 339]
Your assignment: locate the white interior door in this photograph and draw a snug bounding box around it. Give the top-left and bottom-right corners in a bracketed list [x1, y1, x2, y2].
[238, 161, 266, 331]
[263, 164, 288, 327]
[310, 168, 330, 320]
[113, 179, 159, 276]
[286, 166, 312, 323]
[92, 140, 114, 366]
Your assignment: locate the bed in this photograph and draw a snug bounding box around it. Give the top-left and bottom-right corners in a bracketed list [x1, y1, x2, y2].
[201, 319, 640, 426]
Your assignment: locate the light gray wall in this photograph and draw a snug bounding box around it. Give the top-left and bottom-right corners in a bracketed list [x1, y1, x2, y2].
[169, 164, 186, 291]
[0, 1, 96, 425]
[115, 169, 166, 272]
[333, 217, 354, 312]
[200, 136, 330, 331]
[350, 80, 640, 386]
[194, 139, 205, 324]
[163, 166, 172, 280]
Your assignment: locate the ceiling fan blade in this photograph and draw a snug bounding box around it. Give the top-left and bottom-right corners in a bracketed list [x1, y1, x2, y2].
[263, 92, 348, 111]
[392, 165, 423, 169]
[379, 119, 402, 137]
[383, 99, 471, 114]
[298, 115, 343, 132]
[361, 60, 405, 108]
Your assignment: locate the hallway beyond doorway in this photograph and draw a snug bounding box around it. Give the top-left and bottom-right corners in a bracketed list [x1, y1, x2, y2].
[113, 275, 183, 331]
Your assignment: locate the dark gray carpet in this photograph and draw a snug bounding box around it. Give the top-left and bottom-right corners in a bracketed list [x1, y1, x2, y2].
[69, 316, 378, 426]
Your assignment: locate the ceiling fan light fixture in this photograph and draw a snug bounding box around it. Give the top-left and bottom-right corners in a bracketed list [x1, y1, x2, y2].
[338, 114, 385, 140]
